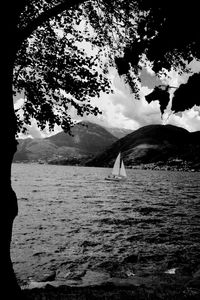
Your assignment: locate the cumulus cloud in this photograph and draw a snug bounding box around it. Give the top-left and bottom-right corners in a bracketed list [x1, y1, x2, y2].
[166, 108, 200, 132]
[139, 68, 162, 89]
[14, 62, 200, 138]
[14, 97, 24, 110]
[26, 123, 44, 138]
[84, 70, 164, 131]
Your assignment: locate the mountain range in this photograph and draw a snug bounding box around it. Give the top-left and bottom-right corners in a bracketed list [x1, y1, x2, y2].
[86, 124, 200, 171]
[14, 122, 200, 171]
[14, 122, 125, 164]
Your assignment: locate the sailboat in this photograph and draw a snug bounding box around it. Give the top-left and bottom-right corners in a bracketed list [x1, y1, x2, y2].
[105, 152, 127, 181]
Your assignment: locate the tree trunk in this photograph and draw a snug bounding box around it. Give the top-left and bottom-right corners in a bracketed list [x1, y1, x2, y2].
[3, 67, 25, 298]
[3, 21, 25, 298]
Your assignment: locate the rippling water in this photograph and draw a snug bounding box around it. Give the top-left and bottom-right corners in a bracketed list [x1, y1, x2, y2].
[11, 163, 200, 285]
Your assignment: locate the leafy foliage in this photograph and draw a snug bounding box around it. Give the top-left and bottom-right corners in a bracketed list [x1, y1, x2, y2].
[81, 0, 200, 111]
[112, 0, 200, 112]
[145, 87, 170, 115]
[13, 0, 200, 134]
[14, 1, 112, 134]
[172, 73, 200, 113]
[114, 0, 200, 73]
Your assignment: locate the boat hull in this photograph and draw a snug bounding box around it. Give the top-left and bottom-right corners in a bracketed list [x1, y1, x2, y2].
[105, 176, 126, 181]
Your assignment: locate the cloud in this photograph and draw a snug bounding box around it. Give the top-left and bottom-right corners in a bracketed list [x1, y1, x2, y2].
[26, 123, 44, 138]
[139, 68, 162, 89]
[166, 107, 200, 132]
[189, 59, 200, 73]
[87, 70, 163, 130]
[88, 67, 200, 132]
[14, 97, 24, 110]
[14, 63, 200, 138]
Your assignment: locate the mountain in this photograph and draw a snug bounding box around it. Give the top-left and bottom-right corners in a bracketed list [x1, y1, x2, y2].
[14, 138, 57, 162]
[86, 124, 200, 171]
[13, 121, 118, 164]
[104, 127, 132, 139]
[47, 121, 117, 153]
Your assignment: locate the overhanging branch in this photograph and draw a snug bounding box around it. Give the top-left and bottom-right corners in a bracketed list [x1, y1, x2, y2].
[16, 0, 87, 47]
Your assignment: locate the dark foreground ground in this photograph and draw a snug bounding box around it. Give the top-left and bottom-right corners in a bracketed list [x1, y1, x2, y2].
[23, 271, 200, 300]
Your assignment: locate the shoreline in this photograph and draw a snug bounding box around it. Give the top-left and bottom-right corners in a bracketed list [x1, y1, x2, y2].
[13, 161, 200, 172]
[22, 272, 200, 299]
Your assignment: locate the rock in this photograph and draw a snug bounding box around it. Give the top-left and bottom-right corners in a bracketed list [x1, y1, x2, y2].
[82, 270, 110, 286]
[41, 271, 57, 282]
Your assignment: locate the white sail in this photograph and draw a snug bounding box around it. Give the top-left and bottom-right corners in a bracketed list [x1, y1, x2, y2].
[105, 152, 127, 181]
[111, 153, 120, 176]
[120, 160, 127, 177]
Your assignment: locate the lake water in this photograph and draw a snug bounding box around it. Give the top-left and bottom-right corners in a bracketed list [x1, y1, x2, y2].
[11, 163, 200, 286]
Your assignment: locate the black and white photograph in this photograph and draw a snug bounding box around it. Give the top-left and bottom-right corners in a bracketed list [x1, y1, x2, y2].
[5, 1, 200, 299]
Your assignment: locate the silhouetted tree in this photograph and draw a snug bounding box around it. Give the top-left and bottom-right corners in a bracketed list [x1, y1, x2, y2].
[114, 0, 200, 112]
[145, 86, 171, 115]
[5, 1, 200, 298]
[172, 73, 200, 112]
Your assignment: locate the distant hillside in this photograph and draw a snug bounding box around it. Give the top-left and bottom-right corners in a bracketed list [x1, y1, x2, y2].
[190, 131, 200, 144]
[14, 138, 33, 161]
[13, 121, 118, 164]
[47, 121, 117, 154]
[86, 124, 200, 170]
[14, 138, 57, 162]
[104, 127, 132, 139]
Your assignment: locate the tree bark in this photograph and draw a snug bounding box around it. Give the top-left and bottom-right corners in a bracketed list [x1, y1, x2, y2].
[3, 4, 25, 298]
[3, 59, 24, 298]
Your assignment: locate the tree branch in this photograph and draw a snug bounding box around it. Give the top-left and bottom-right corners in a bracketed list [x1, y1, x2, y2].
[17, 0, 87, 46]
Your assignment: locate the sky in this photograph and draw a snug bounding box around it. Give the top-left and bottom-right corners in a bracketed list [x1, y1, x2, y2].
[15, 59, 200, 138]
[13, 10, 200, 139]
[86, 59, 200, 132]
